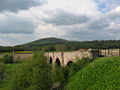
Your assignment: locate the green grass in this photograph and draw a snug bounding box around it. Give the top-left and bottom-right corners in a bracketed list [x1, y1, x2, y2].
[15, 51, 34, 53]
[65, 57, 120, 90]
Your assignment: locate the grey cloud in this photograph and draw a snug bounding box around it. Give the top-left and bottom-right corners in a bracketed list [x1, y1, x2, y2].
[61, 14, 119, 41]
[105, 11, 120, 20]
[87, 19, 110, 30]
[0, 0, 46, 12]
[0, 15, 36, 34]
[43, 10, 89, 26]
[62, 27, 112, 41]
[86, 9, 120, 30]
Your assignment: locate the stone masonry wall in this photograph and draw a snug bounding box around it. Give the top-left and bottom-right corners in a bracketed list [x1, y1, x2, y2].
[47, 51, 92, 66]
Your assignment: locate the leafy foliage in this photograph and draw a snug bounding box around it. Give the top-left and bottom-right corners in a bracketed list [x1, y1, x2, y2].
[2, 54, 13, 64]
[68, 58, 95, 78]
[9, 52, 52, 90]
[65, 57, 120, 90]
[51, 58, 95, 90]
[0, 62, 5, 85]
[51, 65, 66, 90]
[52, 65, 65, 83]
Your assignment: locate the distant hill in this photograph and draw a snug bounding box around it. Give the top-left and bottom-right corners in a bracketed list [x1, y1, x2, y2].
[1, 37, 120, 52]
[19, 38, 120, 50]
[21, 37, 70, 47]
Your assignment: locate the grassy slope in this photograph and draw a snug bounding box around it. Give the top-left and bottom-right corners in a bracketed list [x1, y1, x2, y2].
[22, 37, 69, 46]
[18, 38, 120, 49]
[65, 57, 120, 90]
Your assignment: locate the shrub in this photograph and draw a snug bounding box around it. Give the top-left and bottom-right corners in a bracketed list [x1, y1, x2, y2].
[65, 57, 120, 90]
[2, 54, 13, 64]
[9, 52, 52, 90]
[51, 65, 66, 90]
[0, 62, 5, 84]
[68, 58, 95, 78]
[52, 65, 65, 83]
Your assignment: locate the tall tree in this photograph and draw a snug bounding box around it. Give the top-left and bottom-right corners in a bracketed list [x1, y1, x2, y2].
[10, 52, 52, 90]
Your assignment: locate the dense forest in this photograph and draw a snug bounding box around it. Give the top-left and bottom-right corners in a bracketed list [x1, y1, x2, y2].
[1, 37, 120, 52]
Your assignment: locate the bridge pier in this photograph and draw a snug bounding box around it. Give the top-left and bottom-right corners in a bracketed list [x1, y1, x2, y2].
[61, 52, 64, 66]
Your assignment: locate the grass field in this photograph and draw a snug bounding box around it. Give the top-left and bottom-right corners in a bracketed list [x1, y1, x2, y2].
[65, 57, 120, 90]
[0, 51, 34, 54]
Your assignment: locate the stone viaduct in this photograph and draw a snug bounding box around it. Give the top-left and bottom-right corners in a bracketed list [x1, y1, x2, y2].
[46, 50, 93, 66]
[46, 49, 120, 66]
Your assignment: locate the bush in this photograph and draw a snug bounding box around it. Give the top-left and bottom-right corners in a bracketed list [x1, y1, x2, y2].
[2, 54, 13, 64]
[51, 65, 66, 90]
[65, 57, 120, 90]
[68, 58, 95, 78]
[0, 62, 5, 84]
[9, 52, 52, 90]
[52, 65, 65, 83]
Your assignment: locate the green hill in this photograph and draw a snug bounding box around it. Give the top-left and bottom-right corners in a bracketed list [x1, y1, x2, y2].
[22, 37, 70, 47]
[2, 37, 120, 52]
[17, 38, 120, 51]
[65, 57, 120, 90]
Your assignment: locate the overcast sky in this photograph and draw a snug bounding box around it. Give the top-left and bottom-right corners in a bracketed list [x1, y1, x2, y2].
[0, 0, 120, 46]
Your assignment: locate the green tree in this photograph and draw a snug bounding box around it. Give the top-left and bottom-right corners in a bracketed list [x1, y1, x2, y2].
[10, 52, 52, 90]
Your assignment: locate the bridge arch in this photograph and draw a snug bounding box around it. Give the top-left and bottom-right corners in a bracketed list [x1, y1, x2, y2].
[55, 58, 61, 66]
[49, 57, 53, 64]
[67, 61, 73, 66]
